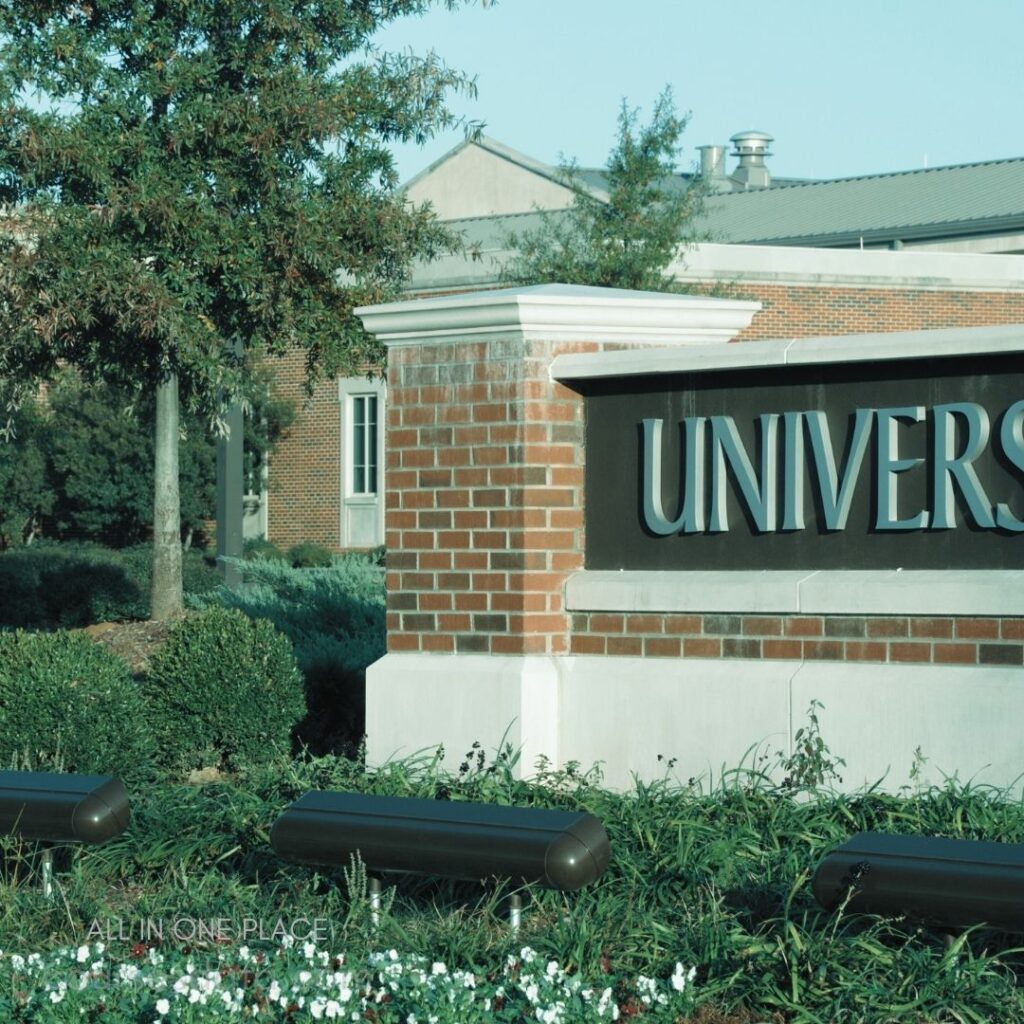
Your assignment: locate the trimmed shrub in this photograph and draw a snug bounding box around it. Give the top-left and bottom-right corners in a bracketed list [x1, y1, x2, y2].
[0, 545, 145, 628]
[0, 542, 221, 629]
[0, 630, 154, 782]
[145, 607, 305, 774]
[286, 541, 334, 568]
[190, 555, 384, 755]
[244, 538, 286, 562]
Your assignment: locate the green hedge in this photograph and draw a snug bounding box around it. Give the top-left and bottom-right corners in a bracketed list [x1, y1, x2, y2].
[144, 607, 305, 775]
[0, 542, 220, 629]
[0, 630, 154, 782]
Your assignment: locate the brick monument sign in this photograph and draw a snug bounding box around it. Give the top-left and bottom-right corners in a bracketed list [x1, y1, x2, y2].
[356, 285, 1024, 791]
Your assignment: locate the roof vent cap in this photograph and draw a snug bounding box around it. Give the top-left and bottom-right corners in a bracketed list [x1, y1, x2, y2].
[729, 130, 773, 189]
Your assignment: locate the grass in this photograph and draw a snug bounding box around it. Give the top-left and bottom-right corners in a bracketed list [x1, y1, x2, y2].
[1, 743, 1024, 1022]
[3, 545, 1024, 1020]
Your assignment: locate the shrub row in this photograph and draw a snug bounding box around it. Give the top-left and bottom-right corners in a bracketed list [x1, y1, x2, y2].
[0, 541, 221, 628]
[0, 608, 305, 781]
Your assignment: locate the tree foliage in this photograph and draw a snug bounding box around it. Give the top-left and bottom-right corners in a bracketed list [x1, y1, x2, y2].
[501, 89, 706, 292]
[0, 400, 54, 548]
[0, 0, 474, 614]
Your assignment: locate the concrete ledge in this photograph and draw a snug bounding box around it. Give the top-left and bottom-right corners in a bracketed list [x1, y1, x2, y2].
[356, 283, 760, 347]
[566, 570, 1024, 616]
[551, 321, 1024, 381]
[672, 242, 1024, 293]
[365, 652, 1024, 794]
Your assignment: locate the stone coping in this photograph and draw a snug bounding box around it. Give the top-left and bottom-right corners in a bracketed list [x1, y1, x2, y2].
[565, 570, 1024, 616]
[551, 321, 1024, 380]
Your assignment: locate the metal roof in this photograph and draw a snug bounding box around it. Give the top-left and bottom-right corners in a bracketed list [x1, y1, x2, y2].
[413, 137, 1024, 249]
[698, 157, 1024, 246]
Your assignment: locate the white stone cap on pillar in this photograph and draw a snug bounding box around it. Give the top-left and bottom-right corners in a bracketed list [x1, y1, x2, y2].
[355, 283, 761, 347]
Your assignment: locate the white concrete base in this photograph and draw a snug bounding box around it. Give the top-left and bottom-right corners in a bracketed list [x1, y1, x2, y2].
[365, 654, 1024, 795]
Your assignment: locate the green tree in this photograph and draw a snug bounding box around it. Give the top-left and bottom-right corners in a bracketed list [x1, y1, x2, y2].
[0, 0, 473, 618]
[0, 399, 54, 549]
[46, 378, 154, 546]
[43, 375, 218, 547]
[501, 89, 706, 291]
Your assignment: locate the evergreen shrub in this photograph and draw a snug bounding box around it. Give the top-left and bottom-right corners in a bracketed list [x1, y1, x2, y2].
[145, 607, 305, 774]
[286, 541, 334, 568]
[0, 544, 145, 628]
[243, 538, 286, 562]
[0, 630, 154, 781]
[191, 555, 385, 755]
[0, 542, 219, 628]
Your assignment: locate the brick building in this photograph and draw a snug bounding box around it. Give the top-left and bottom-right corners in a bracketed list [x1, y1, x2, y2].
[264, 243, 1024, 552]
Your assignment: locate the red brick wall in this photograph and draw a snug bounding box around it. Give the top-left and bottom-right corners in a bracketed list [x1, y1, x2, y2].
[384, 336, 595, 655]
[378, 286, 1024, 662]
[264, 348, 342, 552]
[733, 285, 1024, 340]
[570, 613, 1024, 666]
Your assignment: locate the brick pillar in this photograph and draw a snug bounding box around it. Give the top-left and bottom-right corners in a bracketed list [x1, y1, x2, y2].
[356, 285, 760, 773]
[383, 334, 585, 657]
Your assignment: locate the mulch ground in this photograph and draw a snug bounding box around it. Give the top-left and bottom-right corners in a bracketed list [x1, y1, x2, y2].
[82, 618, 179, 675]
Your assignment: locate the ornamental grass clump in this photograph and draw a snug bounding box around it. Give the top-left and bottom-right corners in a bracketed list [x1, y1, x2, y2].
[144, 607, 305, 776]
[0, 629, 154, 782]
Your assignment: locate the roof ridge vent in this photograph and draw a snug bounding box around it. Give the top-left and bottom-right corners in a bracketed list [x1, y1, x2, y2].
[730, 130, 773, 189]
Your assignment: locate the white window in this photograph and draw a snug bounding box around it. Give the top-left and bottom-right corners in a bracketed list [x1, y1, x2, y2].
[338, 377, 386, 548]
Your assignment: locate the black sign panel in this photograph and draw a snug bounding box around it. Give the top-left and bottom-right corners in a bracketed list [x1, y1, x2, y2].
[580, 353, 1024, 570]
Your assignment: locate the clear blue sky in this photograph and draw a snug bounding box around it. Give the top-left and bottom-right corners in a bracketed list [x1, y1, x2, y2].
[375, 0, 1024, 185]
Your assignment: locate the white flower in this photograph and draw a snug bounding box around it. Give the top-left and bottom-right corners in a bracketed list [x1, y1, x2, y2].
[75, 945, 90, 963]
[49, 990, 64, 1004]
[311, 998, 326, 1019]
[670, 963, 697, 993]
[431, 961, 447, 975]
[156, 998, 170, 1014]
[545, 960, 560, 978]
[173, 976, 191, 995]
[118, 963, 140, 982]
[520, 946, 537, 964]
[299, 969, 312, 984]
[269, 980, 281, 1002]
[637, 975, 656, 1005]
[325, 1000, 343, 1018]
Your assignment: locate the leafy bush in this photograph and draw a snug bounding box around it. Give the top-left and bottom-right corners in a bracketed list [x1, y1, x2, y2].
[45, 378, 155, 545]
[0, 400, 55, 549]
[286, 540, 334, 568]
[0, 542, 219, 628]
[243, 537, 286, 562]
[0, 544, 146, 628]
[192, 555, 385, 754]
[0, 630, 154, 781]
[144, 607, 305, 774]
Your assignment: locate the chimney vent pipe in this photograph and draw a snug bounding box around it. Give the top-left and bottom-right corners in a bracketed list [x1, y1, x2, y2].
[729, 130, 773, 189]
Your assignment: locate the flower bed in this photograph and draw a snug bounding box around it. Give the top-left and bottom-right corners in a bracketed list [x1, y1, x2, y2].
[2, 939, 697, 1023]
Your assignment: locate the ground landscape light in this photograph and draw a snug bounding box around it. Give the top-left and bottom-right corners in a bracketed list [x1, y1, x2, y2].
[0, 771, 131, 898]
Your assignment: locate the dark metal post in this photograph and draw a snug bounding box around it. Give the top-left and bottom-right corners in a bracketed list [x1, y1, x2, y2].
[216, 402, 244, 589]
